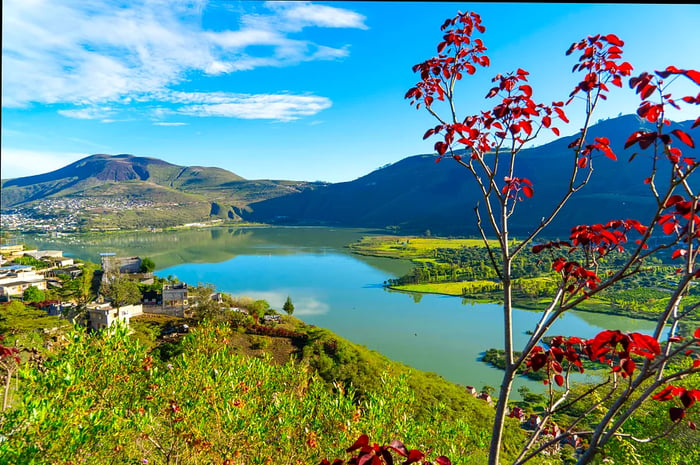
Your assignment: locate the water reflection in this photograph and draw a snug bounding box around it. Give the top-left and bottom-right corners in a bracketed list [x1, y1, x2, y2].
[27, 226, 658, 392]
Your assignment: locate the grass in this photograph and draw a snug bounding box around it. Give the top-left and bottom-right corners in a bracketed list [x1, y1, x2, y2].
[348, 235, 501, 260]
[392, 280, 501, 296]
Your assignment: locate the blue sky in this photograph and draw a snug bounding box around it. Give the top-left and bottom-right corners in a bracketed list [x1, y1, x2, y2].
[2, 1, 699, 182]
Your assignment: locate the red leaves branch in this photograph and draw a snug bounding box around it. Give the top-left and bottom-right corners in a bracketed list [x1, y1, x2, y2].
[652, 385, 700, 424]
[321, 435, 451, 465]
[502, 176, 534, 200]
[526, 331, 661, 384]
[567, 34, 633, 102]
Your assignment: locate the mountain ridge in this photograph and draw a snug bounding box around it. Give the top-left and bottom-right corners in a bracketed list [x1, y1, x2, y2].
[2, 114, 698, 234]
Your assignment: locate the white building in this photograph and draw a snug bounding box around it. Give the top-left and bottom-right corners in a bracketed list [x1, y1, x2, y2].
[24, 250, 64, 260]
[87, 302, 143, 331]
[0, 266, 47, 300]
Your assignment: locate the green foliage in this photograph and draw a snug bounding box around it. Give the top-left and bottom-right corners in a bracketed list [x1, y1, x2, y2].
[11, 255, 51, 269]
[283, 296, 295, 316]
[251, 299, 270, 322]
[101, 274, 142, 308]
[140, 256, 156, 273]
[189, 283, 225, 321]
[59, 263, 98, 307]
[22, 286, 45, 303]
[0, 301, 69, 350]
[0, 323, 529, 464]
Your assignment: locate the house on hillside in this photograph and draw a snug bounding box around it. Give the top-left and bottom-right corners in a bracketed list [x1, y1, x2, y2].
[142, 290, 162, 306]
[262, 314, 281, 324]
[0, 244, 24, 256]
[101, 255, 142, 275]
[0, 265, 47, 301]
[87, 302, 143, 331]
[49, 265, 83, 279]
[142, 283, 189, 317]
[24, 250, 64, 260]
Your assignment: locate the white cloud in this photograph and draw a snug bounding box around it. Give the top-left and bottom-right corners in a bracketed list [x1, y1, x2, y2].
[153, 122, 188, 126]
[265, 2, 368, 31]
[57, 107, 115, 120]
[0, 148, 85, 179]
[2, 0, 367, 117]
[233, 290, 329, 316]
[172, 93, 332, 121]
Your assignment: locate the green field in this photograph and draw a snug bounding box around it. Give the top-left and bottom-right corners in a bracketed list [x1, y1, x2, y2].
[348, 235, 700, 328]
[348, 235, 500, 260]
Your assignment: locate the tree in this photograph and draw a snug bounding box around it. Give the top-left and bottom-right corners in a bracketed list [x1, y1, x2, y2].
[59, 263, 97, 324]
[22, 286, 45, 303]
[189, 283, 221, 320]
[102, 274, 142, 309]
[140, 257, 156, 273]
[401, 10, 699, 465]
[251, 299, 270, 324]
[283, 296, 295, 316]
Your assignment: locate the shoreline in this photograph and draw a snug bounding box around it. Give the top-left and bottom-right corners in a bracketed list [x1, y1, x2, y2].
[386, 285, 671, 323]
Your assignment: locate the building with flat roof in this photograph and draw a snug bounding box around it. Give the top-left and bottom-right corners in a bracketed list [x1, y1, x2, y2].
[101, 256, 142, 275]
[87, 302, 143, 331]
[0, 267, 46, 300]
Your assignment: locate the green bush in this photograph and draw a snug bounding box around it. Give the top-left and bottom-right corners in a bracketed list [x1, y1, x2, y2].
[0, 322, 530, 464]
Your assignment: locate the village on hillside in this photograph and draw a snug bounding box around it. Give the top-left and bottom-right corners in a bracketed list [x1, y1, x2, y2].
[0, 244, 281, 333]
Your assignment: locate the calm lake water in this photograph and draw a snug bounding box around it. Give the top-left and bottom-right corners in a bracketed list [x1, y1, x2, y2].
[28, 226, 659, 393]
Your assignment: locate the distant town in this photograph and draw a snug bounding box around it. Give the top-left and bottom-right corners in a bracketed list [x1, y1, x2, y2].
[0, 196, 179, 233]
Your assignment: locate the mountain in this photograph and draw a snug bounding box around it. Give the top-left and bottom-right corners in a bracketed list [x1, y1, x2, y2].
[2, 115, 697, 234]
[1, 154, 324, 230]
[238, 115, 699, 235]
[2, 154, 235, 206]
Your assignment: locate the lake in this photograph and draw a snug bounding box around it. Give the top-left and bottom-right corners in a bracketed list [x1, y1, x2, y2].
[27, 226, 659, 393]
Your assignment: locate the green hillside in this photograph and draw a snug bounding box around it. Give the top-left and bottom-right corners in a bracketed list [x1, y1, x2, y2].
[0, 307, 532, 465]
[0, 154, 322, 231]
[241, 115, 699, 235]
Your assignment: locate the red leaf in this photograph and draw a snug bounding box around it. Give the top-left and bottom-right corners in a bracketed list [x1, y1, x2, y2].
[405, 449, 425, 464]
[680, 389, 700, 409]
[347, 435, 369, 452]
[625, 131, 642, 149]
[551, 127, 560, 136]
[622, 358, 636, 376]
[554, 374, 564, 386]
[554, 107, 569, 123]
[578, 157, 588, 169]
[670, 407, 686, 422]
[601, 145, 617, 161]
[665, 195, 685, 207]
[519, 84, 533, 98]
[653, 385, 676, 401]
[671, 249, 687, 260]
[435, 457, 452, 465]
[388, 440, 408, 457]
[694, 328, 700, 339]
[522, 185, 534, 198]
[604, 34, 624, 46]
[663, 221, 677, 235]
[685, 70, 700, 85]
[672, 129, 696, 148]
